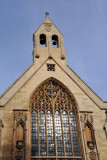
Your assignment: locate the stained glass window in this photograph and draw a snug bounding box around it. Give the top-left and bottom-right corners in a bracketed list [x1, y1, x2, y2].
[30, 79, 81, 158]
[62, 111, 72, 156]
[47, 111, 55, 156]
[39, 111, 46, 156]
[31, 111, 38, 156]
[55, 111, 64, 156]
[69, 112, 80, 156]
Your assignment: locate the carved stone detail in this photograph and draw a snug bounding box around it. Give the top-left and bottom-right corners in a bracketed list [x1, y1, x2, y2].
[12, 112, 27, 160]
[60, 38, 65, 60]
[47, 64, 55, 71]
[80, 112, 93, 124]
[87, 141, 95, 150]
[61, 55, 65, 60]
[35, 53, 40, 58]
[80, 112, 100, 160]
[44, 23, 52, 32]
[89, 151, 96, 160]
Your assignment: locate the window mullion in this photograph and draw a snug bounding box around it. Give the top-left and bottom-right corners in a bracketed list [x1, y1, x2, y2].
[37, 110, 40, 156]
[68, 111, 74, 156]
[52, 105, 57, 156]
[60, 110, 65, 155]
[45, 110, 48, 155]
[51, 81, 57, 156]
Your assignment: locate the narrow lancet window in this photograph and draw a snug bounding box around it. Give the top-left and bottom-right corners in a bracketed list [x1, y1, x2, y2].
[62, 111, 72, 156]
[69, 112, 80, 156]
[31, 111, 38, 156]
[55, 111, 64, 156]
[47, 111, 55, 156]
[39, 111, 46, 155]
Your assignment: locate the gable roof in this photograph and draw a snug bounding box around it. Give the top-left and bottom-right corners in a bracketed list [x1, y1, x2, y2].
[34, 14, 64, 37]
[0, 58, 107, 109]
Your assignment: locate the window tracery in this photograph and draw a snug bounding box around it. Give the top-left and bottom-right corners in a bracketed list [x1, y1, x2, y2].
[30, 78, 82, 159]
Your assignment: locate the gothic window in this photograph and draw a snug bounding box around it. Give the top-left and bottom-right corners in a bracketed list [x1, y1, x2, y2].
[52, 35, 58, 48]
[40, 34, 46, 47]
[30, 78, 82, 159]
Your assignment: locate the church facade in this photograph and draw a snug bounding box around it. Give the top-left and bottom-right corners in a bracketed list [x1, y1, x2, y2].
[0, 13, 107, 160]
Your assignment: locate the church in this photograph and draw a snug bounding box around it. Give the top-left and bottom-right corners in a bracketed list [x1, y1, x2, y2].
[0, 12, 107, 160]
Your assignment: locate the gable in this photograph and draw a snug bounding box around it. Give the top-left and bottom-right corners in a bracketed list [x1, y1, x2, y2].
[34, 14, 63, 37]
[1, 58, 107, 111]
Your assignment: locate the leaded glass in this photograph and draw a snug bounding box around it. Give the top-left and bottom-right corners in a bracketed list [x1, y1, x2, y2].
[30, 79, 81, 158]
[55, 111, 64, 156]
[62, 111, 72, 156]
[69, 112, 80, 156]
[31, 111, 38, 156]
[47, 111, 55, 155]
[39, 111, 46, 156]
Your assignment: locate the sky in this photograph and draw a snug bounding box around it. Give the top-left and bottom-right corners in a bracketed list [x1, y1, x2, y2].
[0, 0, 107, 101]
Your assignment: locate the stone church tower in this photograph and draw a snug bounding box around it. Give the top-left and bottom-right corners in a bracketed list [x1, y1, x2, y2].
[0, 13, 107, 160]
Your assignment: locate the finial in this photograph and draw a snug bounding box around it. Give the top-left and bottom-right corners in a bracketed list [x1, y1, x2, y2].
[45, 12, 49, 17]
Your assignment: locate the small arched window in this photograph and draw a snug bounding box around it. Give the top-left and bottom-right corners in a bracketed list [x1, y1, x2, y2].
[52, 35, 58, 48]
[40, 34, 46, 47]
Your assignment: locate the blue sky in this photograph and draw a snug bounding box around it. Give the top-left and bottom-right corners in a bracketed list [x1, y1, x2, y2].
[0, 0, 107, 100]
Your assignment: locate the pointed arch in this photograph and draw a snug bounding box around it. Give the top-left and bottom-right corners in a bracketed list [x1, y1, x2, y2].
[29, 77, 79, 113]
[84, 120, 95, 150]
[16, 117, 25, 128]
[29, 77, 83, 159]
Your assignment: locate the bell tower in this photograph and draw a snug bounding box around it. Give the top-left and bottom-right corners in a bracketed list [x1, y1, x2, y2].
[33, 12, 67, 67]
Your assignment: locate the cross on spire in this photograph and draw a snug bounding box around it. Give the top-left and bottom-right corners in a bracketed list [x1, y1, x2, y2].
[45, 12, 49, 17]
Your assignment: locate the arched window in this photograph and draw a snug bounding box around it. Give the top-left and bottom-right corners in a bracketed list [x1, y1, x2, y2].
[52, 35, 58, 48]
[40, 34, 46, 47]
[30, 78, 82, 159]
